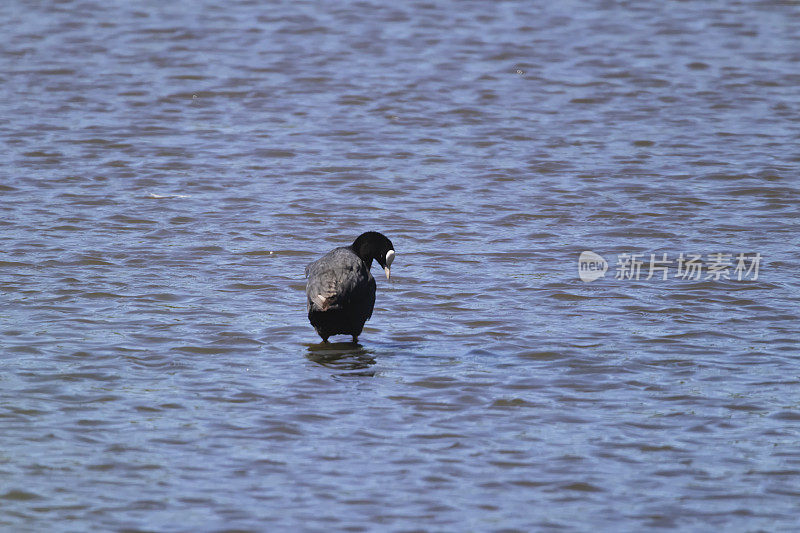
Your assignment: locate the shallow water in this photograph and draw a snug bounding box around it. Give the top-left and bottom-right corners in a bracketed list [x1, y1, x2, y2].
[2, 1, 800, 530]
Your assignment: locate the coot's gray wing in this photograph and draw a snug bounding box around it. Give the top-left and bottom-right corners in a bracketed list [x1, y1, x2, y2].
[305, 247, 375, 313]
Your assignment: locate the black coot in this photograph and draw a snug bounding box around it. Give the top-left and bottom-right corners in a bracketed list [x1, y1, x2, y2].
[305, 232, 395, 343]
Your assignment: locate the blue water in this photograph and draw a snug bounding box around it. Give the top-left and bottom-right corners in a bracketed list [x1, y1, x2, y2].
[2, 1, 800, 530]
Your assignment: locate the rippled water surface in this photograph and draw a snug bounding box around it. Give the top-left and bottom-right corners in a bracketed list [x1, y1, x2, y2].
[2, 1, 800, 530]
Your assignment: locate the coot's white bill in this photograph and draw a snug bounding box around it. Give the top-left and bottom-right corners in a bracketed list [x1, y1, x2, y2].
[384, 249, 395, 279]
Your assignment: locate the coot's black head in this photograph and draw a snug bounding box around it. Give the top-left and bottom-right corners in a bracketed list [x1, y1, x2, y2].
[350, 231, 395, 279]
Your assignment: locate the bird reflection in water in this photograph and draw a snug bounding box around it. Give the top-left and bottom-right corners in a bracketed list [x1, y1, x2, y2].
[306, 342, 377, 375]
